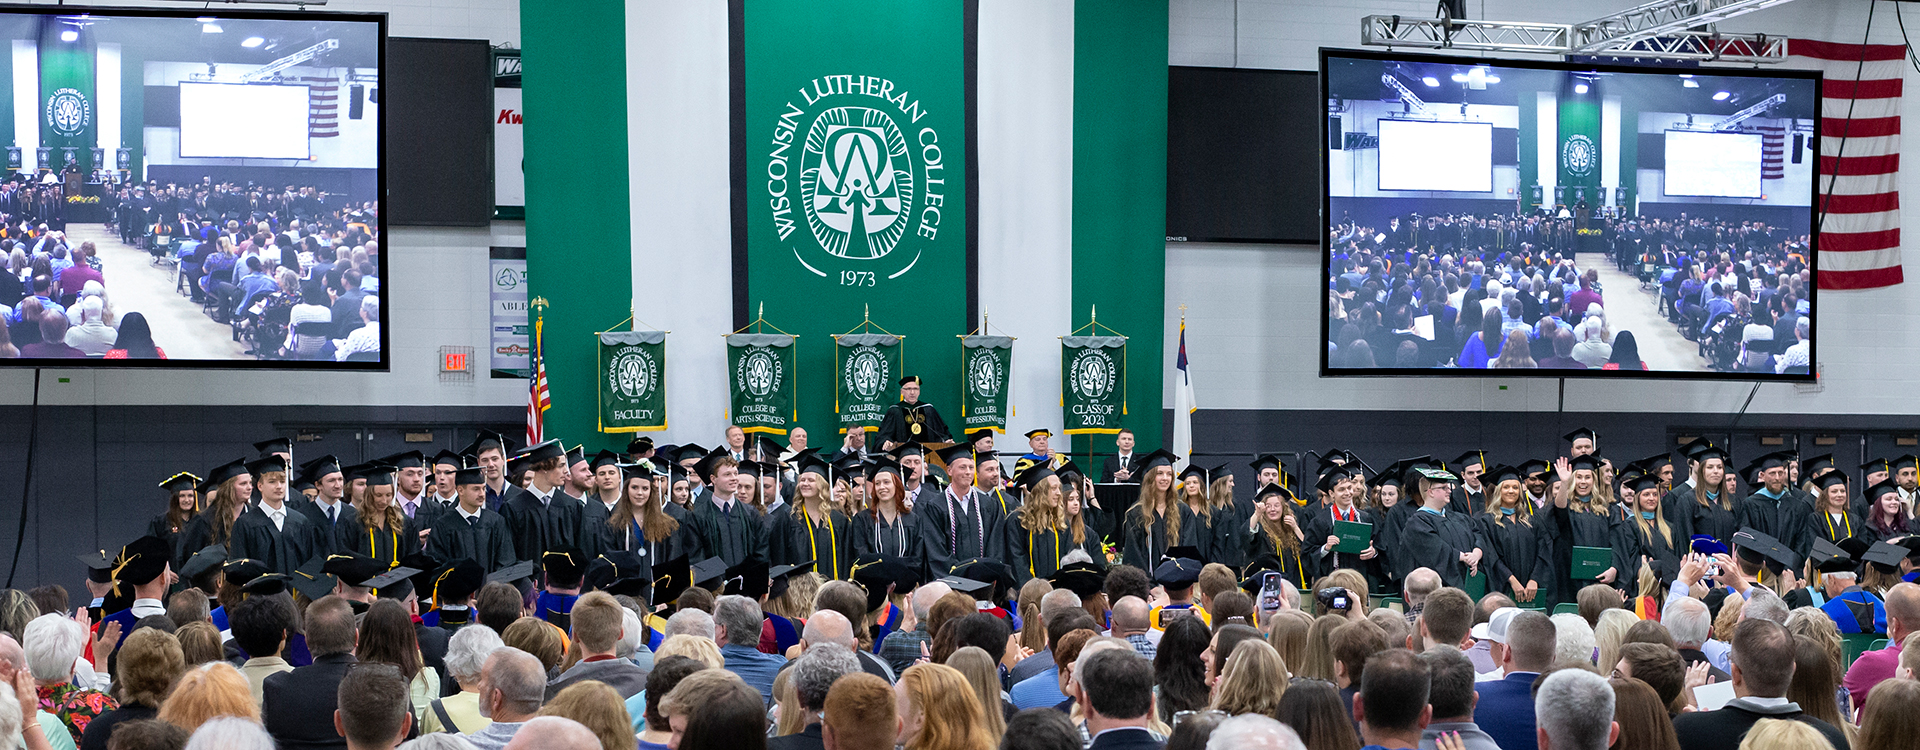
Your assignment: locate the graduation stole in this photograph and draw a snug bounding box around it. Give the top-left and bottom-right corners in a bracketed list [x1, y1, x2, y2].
[801, 503, 840, 578]
[1027, 525, 1061, 581]
[1823, 511, 1853, 542]
[1268, 532, 1308, 590]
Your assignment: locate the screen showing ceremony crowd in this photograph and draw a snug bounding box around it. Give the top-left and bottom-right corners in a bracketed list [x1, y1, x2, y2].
[0, 10, 382, 367]
[1322, 51, 1817, 379]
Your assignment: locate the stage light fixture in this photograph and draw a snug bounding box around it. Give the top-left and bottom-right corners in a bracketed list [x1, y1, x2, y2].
[242, 36, 265, 48]
[1683, 79, 1699, 88]
[1450, 73, 1467, 83]
[1713, 91, 1730, 101]
[59, 29, 76, 42]
[1574, 82, 1589, 94]
[1422, 76, 1439, 87]
[1484, 74, 1499, 84]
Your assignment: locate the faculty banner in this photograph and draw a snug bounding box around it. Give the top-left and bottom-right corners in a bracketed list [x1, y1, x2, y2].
[727, 333, 797, 436]
[834, 333, 901, 433]
[737, 0, 974, 440]
[1061, 336, 1126, 435]
[598, 330, 667, 432]
[38, 21, 96, 172]
[959, 335, 1012, 433]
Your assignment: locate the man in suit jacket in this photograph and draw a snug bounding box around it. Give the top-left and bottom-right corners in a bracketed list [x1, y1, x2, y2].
[1472, 609, 1556, 750]
[1076, 647, 1162, 750]
[1672, 619, 1850, 750]
[1101, 429, 1139, 483]
[263, 596, 359, 750]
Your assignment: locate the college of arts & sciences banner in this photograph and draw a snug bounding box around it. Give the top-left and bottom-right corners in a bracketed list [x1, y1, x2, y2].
[960, 335, 1011, 434]
[1061, 336, 1125, 435]
[598, 330, 667, 432]
[834, 333, 900, 434]
[727, 333, 797, 436]
[738, 0, 974, 436]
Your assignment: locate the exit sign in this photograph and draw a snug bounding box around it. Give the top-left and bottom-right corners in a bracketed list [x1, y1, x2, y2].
[439, 346, 476, 382]
[443, 351, 470, 372]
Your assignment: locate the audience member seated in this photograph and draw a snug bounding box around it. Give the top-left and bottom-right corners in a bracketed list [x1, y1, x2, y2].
[463, 647, 546, 750]
[1671, 619, 1848, 750]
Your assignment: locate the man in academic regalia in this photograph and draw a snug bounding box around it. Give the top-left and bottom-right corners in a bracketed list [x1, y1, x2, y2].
[685, 449, 767, 569]
[1450, 451, 1490, 515]
[230, 456, 327, 578]
[419, 451, 466, 531]
[892, 443, 941, 511]
[579, 450, 626, 544]
[1013, 429, 1056, 478]
[498, 440, 584, 580]
[918, 444, 1007, 578]
[1739, 451, 1815, 566]
[382, 450, 431, 523]
[426, 559, 487, 634]
[292, 455, 358, 553]
[427, 467, 518, 574]
[99, 535, 174, 653]
[461, 430, 515, 511]
[534, 548, 587, 631]
[876, 376, 951, 451]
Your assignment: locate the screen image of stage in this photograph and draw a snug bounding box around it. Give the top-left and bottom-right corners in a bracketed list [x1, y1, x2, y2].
[0, 10, 383, 367]
[1321, 50, 1818, 380]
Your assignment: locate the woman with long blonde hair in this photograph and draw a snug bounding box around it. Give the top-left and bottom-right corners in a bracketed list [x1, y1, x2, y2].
[1550, 454, 1622, 594]
[1005, 467, 1085, 585]
[1121, 451, 1196, 571]
[895, 663, 995, 750]
[1623, 473, 1681, 583]
[769, 454, 851, 580]
[1056, 463, 1103, 562]
[851, 456, 916, 560]
[175, 460, 250, 553]
[945, 647, 1008, 742]
[1478, 465, 1546, 605]
[340, 470, 414, 567]
[1206, 464, 1249, 569]
[1242, 484, 1310, 592]
[1210, 638, 1287, 717]
[1681, 444, 1738, 545]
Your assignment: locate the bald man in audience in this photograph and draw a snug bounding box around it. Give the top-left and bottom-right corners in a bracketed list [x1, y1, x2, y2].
[784, 609, 894, 682]
[1846, 581, 1920, 710]
[1110, 596, 1156, 659]
[501, 716, 600, 750]
[822, 673, 899, 750]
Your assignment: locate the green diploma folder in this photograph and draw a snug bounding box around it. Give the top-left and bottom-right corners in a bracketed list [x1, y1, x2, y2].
[1333, 520, 1372, 554]
[1571, 546, 1611, 579]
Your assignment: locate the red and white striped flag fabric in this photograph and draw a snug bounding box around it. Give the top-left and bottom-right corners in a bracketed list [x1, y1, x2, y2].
[1792, 38, 1905, 290]
[527, 316, 550, 446]
[1757, 124, 1785, 180]
[297, 73, 342, 138]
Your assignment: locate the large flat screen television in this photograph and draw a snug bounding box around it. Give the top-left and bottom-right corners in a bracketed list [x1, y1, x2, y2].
[1321, 49, 1818, 381]
[0, 7, 384, 369]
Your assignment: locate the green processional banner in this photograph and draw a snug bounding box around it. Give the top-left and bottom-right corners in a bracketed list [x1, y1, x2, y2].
[598, 330, 667, 433]
[738, 0, 973, 437]
[39, 22, 95, 172]
[1557, 80, 1601, 206]
[959, 335, 1012, 433]
[834, 333, 901, 433]
[1061, 336, 1126, 435]
[727, 333, 797, 436]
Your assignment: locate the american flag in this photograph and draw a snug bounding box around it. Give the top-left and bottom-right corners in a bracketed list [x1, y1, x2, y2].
[1792, 38, 1906, 289]
[1757, 123, 1786, 180]
[297, 73, 342, 138]
[527, 316, 550, 446]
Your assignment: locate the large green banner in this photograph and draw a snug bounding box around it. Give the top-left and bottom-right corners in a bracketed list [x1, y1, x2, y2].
[598, 331, 667, 433]
[738, 0, 973, 440]
[1556, 81, 1601, 206]
[959, 335, 1011, 433]
[1061, 336, 1125, 435]
[38, 22, 95, 172]
[834, 333, 900, 433]
[727, 333, 797, 436]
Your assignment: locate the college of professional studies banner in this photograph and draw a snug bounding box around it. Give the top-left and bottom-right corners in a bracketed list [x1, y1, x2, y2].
[959, 335, 1012, 434]
[834, 333, 901, 434]
[727, 333, 798, 436]
[39, 22, 96, 172]
[740, 0, 972, 436]
[1061, 336, 1126, 435]
[599, 331, 668, 432]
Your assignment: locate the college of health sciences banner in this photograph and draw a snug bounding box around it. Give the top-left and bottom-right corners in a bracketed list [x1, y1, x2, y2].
[836, 333, 902, 434]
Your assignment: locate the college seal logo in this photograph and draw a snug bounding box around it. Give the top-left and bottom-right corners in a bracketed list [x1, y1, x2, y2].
[766, 74, 946, 283]
[1066, 348, 1117, 401]
[1561, 134, 1596, 178]
[842, 346, 890, 401]
[45, 88, 90, 138]
[608, 347, 659, 401]
[967, 350, 1003, 399]
[737, 348, 784, 398]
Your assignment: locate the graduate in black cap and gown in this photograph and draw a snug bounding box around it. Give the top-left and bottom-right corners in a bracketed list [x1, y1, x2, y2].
[99, 536, 174, 653]
[685, 447, 769, 569]
[1673, 444, 1739, 548]
[426, 467, 519, 573]
[1548, 454, 1631, 601]
[1121, 450, 1201, 571]
[918, 444, 1008, 578]
[876, 376, 951, 451]
[426, 560, 487, 633]
[175, 459, 251, 557]
[1450, 451, 1492, 515]
[336, 468, 422, 569]
[1861, 480, 1911, 543]
[1621, 472, 1683, 584]
[499, 440, 587, 577]
[459, 430, 515, 511]
[1001, 463, 1098, 586]
[1476, 465, 1551, 605]
[228, 456, 327, 578]
[1809, 471, 1868, 549]
[1174, 464, 1225, 564]
[1397, 467, 1489, 589]
[150, 472, 202, 568]
[767, 450, 853, 580]
[851, 456, 920, 562]
[534, 548, 587, 631]
[1241, 484, 1311, 593]
[578, 450, 627, 536]
[1739, 451, 1814, 565]
[595, 463, 701, 569]
[292, 455, 358, 554]
[1304, 465, 1381, 581]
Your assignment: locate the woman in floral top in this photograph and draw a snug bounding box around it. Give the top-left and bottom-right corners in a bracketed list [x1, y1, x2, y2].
[24, 614, 117, 745]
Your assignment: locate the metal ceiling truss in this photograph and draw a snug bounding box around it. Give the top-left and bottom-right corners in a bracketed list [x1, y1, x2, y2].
[1361, 0, 1800, 63]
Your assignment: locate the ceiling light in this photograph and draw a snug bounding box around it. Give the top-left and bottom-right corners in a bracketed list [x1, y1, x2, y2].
[1422, 76, 1439, 87]
[1450, 73, 1468, 83]
[1713, 91, 1730, 101]
[202, 22, 223, 34]
[59, 29, 77, 42]
[1484, 74, 1500, 84]
[1574, 83, 1589, 94]
[242, 36, 265, 48]
[1683, 79, 1699, 88]
[197, 16, 215, 22]
[1679, 74, 1694, 78]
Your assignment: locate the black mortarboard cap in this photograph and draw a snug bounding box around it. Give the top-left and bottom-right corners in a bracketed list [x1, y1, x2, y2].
[461, 429, 509, 459]
[1800, 454, 1837, 480]
[940, 575, 992, 597]
[291, 557, 337, 601]
[253, 437, 293, 456]
[177, 545, 226, 583]
[692, 447, 733, 481]
[1254, 483, 1293, 503]
[1049, 561, 1106, 599]
[1023, 429, 1052, 440]
[1452, 451, 1490, 470]
[589, 449, 623, 470]
[363, 469, 395, 487]
[1811, 471, 1850, 492]
[292, 475, 316, 493]
[1162, 546, 1204, 565]
[888, 442, 927, 461]
[1178, 463, 1208, 484]
[77, 551, 113, 584]
[381, 450, 426, 470]
[650, 556, 691, 606]
[543, 548, 587, 588]
[1017, 463, 1060, 491]
[323, 554, 389, 588]
[1635, 453, 1673, 472]
[454, 466, 485, 485]
[1250, 454, 1284, 473]
[692, 557, 729, 590]
[223, 558, 271, 588]
[112, 536, 171, 590]
[205, 458, 249, 487]
[506, 452, 533, 478]
[620, 462, 655, 481]
[1482, 464, 1524, 488]
[1810, 537, 1856, 573]
[1862, 457, 1894, 476]
[967, 428, 994, 443]
[433, 450, 466, 469]
[244, 574, 290, 597]
[341, 462, 380, 481]
[430, 559, 487, 606]
[157, 472, 201, 494]
[751, 435, 788, 462]
[1866, 479, 1901, 503]
[722, 557, 771, 599]
[900, 375, 922, 386]
[865, 455, 903, 483]
[950, 558, 1014, 599]
[1896, 455, 1920, 472]
[733, 460, 770, 480]
[934, 444, 977, 468]
[1136, 449, 1179, 476]
[585, 551, 644, 591]
[769, 560, 815, 599]
[488, 560, 536, 585]
[565, 445, 586, 467]
[1154, 556, 1203, 588]
[1863, 541, 1908, 573]
[1731, 528, 1796, 572]
[1752, 451, 1795, 471]
[522, 439, 566, 464]
[1566, 454, 1605, 474]
[365, 565, 421, 593]
[1055, 459, 1087, 483]
[300, 454, 343, 480]
[1315, 469, 1351, 493]
[673, 444, 710, 464]
[1693, 444, 1732, 465]
[626, 436, 654, 454]
[1518, 459, 1552, 478]
[1563, 428, 1598, 445]
[1623, 473, 1662, 494]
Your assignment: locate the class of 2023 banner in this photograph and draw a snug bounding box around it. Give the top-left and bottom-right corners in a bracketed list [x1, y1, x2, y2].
[735, 0, 975, 440]
[598, 330, 668, 432]
[960, 335, 1011, 433]
[1061, 336, 1125, 435]
[834, 333, 901, 434]
[727, 333, 798, 436]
